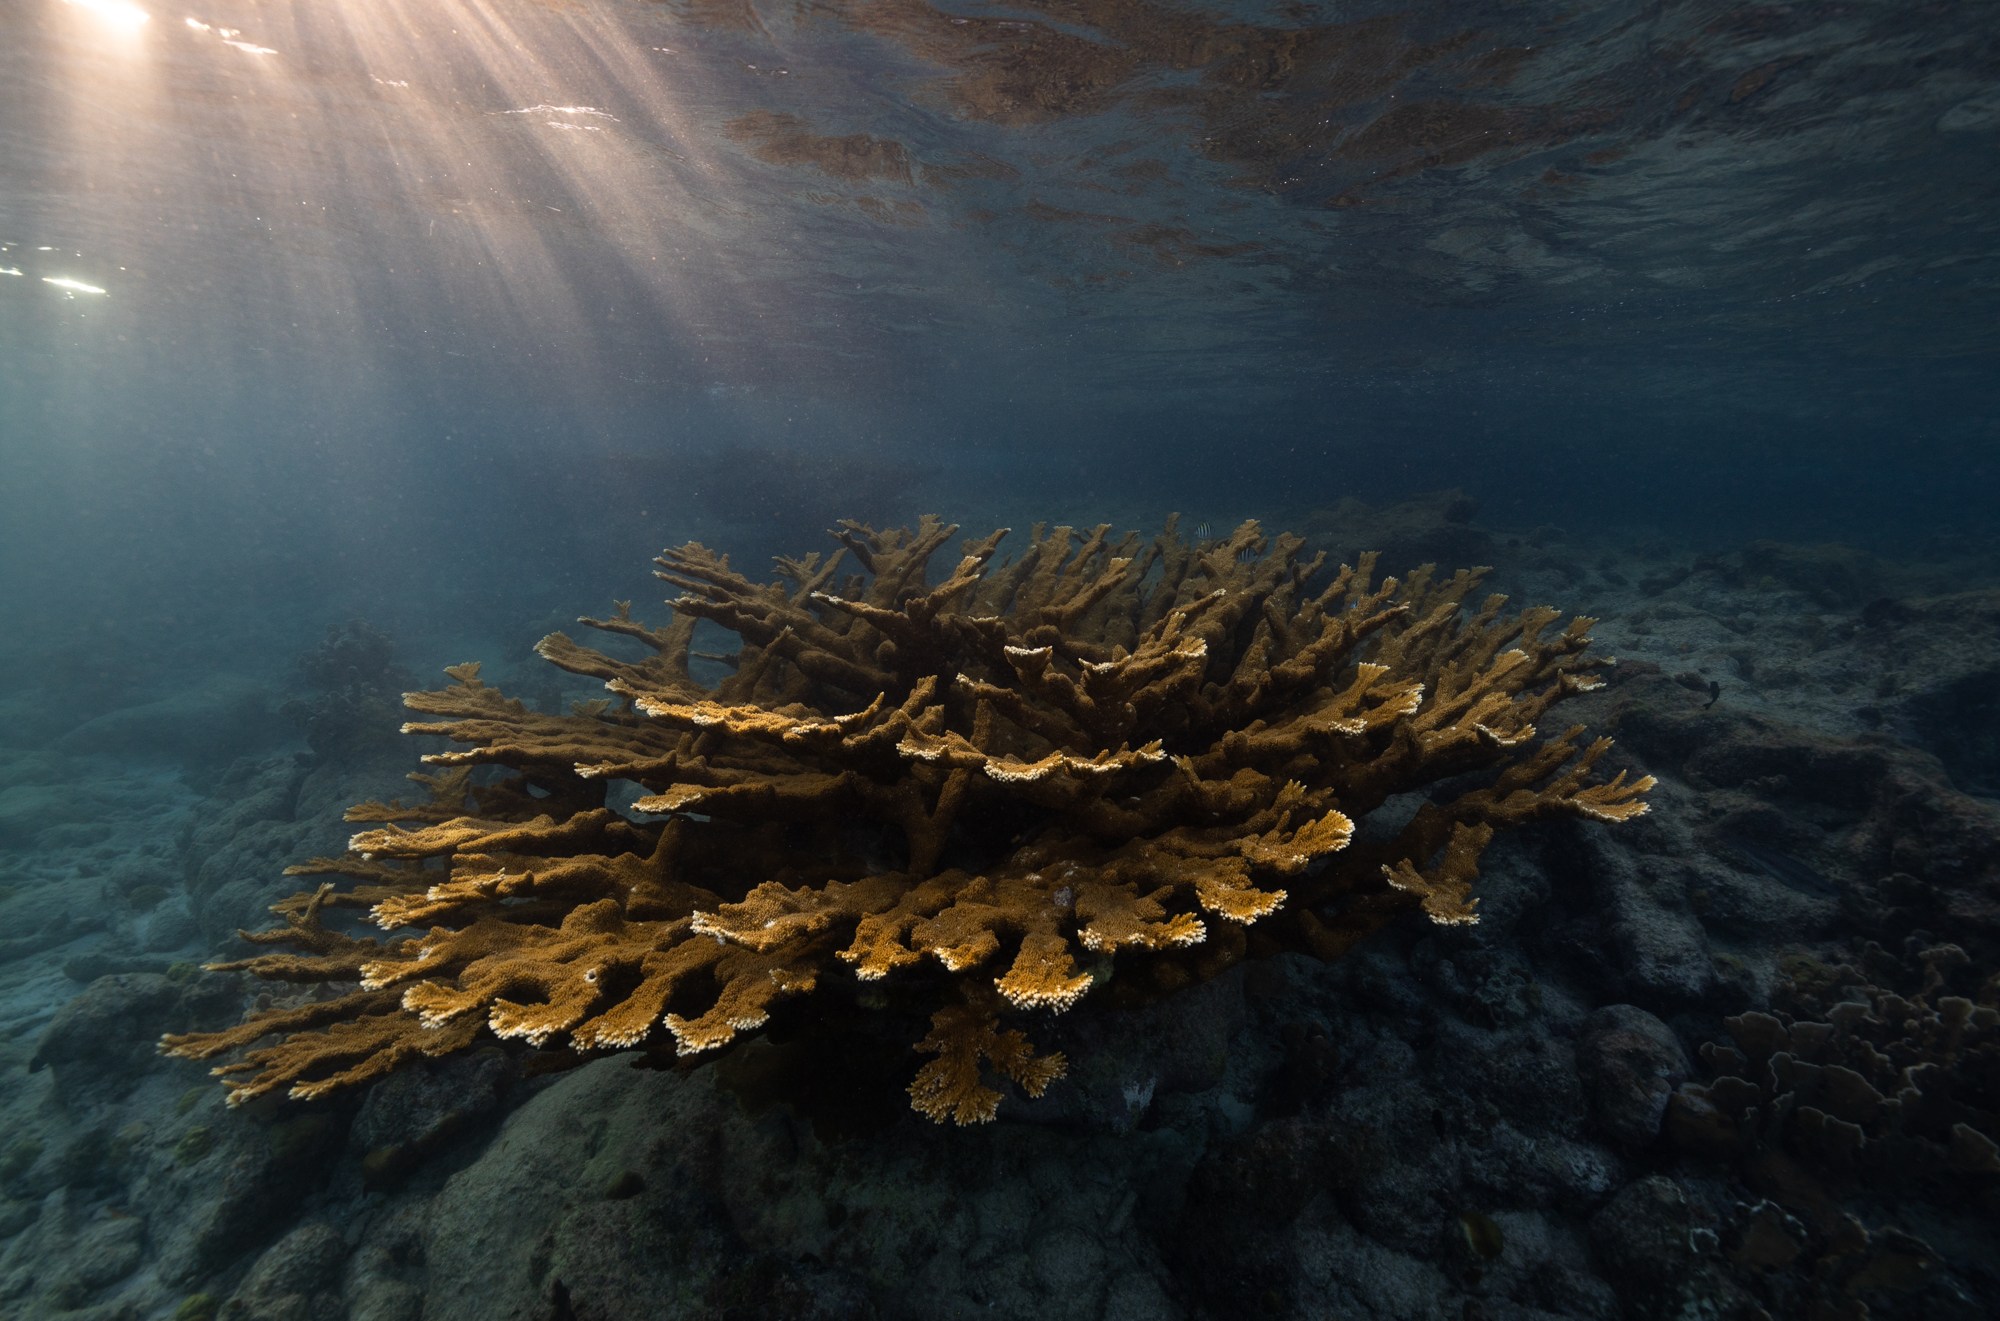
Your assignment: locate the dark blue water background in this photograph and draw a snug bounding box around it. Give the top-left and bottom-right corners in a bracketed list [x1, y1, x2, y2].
[2, 0, 1995, 686]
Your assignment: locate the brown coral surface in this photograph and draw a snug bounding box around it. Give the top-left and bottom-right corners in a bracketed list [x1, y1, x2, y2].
[164, 516, 1650, 1122]
[1670, 939, 2000, 1183]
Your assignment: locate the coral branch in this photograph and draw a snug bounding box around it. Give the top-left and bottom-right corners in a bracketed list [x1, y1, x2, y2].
[166, 515, 1649, 1123]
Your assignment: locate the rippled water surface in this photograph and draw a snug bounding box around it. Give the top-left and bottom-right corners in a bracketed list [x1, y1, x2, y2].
[4, 0, 1996, 606]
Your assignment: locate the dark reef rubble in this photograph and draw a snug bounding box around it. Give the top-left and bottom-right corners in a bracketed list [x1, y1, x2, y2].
[1, 494, 1997, 1321]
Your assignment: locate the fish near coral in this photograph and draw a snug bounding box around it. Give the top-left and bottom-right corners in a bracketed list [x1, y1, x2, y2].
[164, 515, 1652, 1124]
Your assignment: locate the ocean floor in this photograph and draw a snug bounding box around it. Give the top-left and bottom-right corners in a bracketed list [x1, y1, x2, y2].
[2, 493, 1997, 1321]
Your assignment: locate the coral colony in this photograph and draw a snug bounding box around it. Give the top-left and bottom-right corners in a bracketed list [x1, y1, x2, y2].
[165, 517, 1651, 1123]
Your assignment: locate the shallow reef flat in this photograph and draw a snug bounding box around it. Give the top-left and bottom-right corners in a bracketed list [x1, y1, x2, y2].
[1, 493, 1996, 1321]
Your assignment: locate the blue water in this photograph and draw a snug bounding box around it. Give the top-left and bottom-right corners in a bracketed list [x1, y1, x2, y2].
[5, 0, 1995, 642]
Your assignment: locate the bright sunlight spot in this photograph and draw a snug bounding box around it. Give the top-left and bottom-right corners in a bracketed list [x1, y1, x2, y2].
[62, 0, 150, 32]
